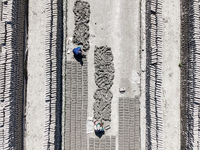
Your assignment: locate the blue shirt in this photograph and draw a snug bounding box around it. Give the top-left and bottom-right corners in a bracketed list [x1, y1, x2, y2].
[73, 47, 81, 55]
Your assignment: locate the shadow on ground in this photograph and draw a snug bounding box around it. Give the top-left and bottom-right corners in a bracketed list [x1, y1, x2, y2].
[95, 131, 105, 138]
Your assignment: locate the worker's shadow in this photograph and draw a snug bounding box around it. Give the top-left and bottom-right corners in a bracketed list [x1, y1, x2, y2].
[74, 53, 84, 65]
[95, 130, 105, 138]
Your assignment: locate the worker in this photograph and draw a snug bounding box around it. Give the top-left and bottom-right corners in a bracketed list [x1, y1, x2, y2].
[94, 119, 104, 133]
[73, 46, 84, 57]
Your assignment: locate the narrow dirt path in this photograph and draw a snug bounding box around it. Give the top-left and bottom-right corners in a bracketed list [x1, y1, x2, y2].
[25, 1, 46, 149]
[162, 1, 181, 149]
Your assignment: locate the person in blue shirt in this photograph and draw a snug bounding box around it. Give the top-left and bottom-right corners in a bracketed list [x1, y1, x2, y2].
[73, 46, 83, 56]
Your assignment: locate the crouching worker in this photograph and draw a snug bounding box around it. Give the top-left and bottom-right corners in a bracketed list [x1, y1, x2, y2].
[73, 46, 85, 57]
[94, 120, 104, 134]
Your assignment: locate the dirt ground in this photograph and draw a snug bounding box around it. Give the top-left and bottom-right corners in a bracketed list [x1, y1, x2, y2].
[24, 0, 181, 149]
[162, 1, 180, 149]
[66, 0, 141, 149]
[25, 1, 46, 149]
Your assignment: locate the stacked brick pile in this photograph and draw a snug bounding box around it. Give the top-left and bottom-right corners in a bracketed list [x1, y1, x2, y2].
[0, 0, 26, 149]
[145, 0, 163, 149]
[93, 46, 114, 121]
[73, 0, 90, 51]
[181, 1, 200, 149]
[44, 0, 63, 149]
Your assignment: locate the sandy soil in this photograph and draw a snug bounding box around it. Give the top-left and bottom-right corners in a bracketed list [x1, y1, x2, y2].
[24, 1, 46, 150]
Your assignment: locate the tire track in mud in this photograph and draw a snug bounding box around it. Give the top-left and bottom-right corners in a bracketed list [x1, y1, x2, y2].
[145, 0, 163, 149]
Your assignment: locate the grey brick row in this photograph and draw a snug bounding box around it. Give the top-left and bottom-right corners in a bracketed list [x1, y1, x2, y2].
[65, 59, 88, 150]
[89, 136, 116, 150]
[118, 97, 140, 150]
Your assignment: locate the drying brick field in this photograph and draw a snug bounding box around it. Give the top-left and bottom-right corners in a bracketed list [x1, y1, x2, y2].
[0, 0, 199, 150]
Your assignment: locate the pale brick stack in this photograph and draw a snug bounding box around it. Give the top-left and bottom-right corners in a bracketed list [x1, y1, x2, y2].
[44, 0, 63, 149]
[145, 0, 163, 149]
[0, 0, 26, 149]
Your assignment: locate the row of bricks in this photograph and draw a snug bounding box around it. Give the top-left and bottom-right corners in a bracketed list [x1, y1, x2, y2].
[65, 103, 87, 108]
[89, 145, 116, 149]
[66, 84, 87, 89]
[118, 97, 140, 149]
[65, 57, 88, 149]
[92, 145, 116, 149]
